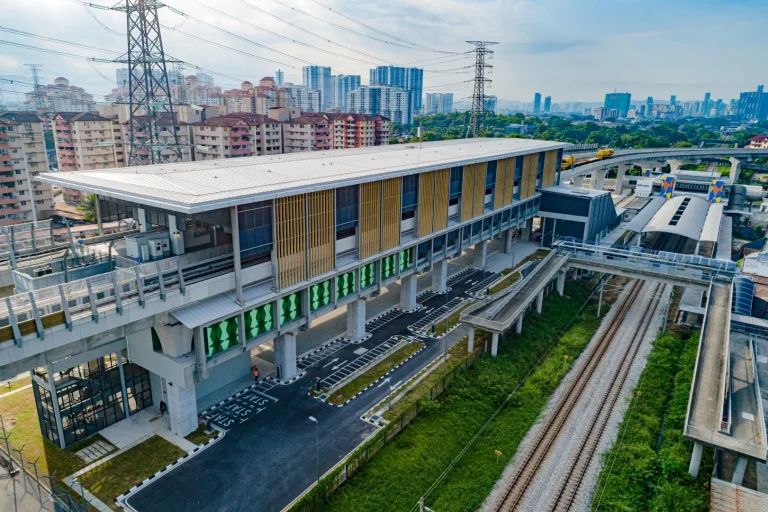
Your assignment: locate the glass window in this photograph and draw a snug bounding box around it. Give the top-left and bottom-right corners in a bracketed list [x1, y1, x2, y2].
[556, 148, 563, 185]
[335, 185, 359, 236]
[401, 175, 418, 217]
[449, 166, 463, 199]
[513, 156, 524, 201]
[238, 200, 273, 263]
[536, 152, 544, 187]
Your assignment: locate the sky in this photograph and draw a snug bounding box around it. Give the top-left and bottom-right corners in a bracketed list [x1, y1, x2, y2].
[0, 0, 766, 106]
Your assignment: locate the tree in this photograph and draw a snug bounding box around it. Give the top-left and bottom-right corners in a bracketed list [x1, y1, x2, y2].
[77, 194, 98, 223]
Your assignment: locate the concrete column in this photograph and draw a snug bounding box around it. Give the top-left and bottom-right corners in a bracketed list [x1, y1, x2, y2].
[117, 349, 130, 419]
[522, 218, 533, 242]
[516, 314, 523, 334]
[230, 207, 243, 305]
[491, 332, 499, 357]
[503, 228, 515, 254]
[46, 363, 66, 449]
[168, 214, 185, 256]
[729, 157, 743, 184]
[688, 441, 703, 478]
[573, 175, 585, 188]
[472, 240, 488, 269]
[194, 326, 208, 382]
[467, 328, 475, 352]
[400, 273, 418, 311]
[536, 289, 544, 313]
[732, 456, 748, 485]
[167, 367, 198, 438]
[591, 170, 606, 191]
[274, 331, 298, 381]
[431, 258, 448, 294]
[346, 298, 366, 342]
[557, 270, 566, 296]
[95, 195, 103, 237]
[616, 163, 630, 194]
[137, 207, 147, 233]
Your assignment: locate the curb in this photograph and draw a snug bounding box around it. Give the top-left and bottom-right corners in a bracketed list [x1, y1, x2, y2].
[266, 370, 307, 386]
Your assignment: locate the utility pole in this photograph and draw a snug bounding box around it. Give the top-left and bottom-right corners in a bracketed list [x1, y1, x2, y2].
[114, 0, 184, 166]
[465, 41, 498, 138]
[25, 64, 45, 111]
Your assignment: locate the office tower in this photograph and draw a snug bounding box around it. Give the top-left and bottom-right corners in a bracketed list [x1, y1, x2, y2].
[424, 93, 454, 115]
[275, 69, 284, 87]
[533, 93, 542, 113]
[646, 96, 654, 117]
[543, 96, 552, 113]
[604, 92, 631, 117]
[369, 66, 422, 123]
[736, 85, 768, 120]
[484, 95, 498, 115]
[670, 95, 677, 106]
[332, 74, 361, 111]
[302, 66, 333, 110]
[702, 92, 711, 117]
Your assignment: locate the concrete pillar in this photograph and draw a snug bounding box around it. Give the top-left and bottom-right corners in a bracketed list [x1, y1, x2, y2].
[230, 207, 243, 305]
[573, 175, 585, 188]
[491, 332, 499, 357]
[503, 228, 515, 254]
[732, 456, 748, 485]
[431, 258, 448, 294]
[274, 331, 298, 381]
[516, 315, 523, 334]
[137, 207, 147, 233]
[591, 170, 606, 191]
[168, 214, 185, 256]
[95, 195, 103, 237]
[688, 441, 703, 478]
[400, 273, 418, 311]
[167, 367, 198, 438]
[616, 163, 630, 194]
[467, 328, 475, 352]
[472, 240, 487, 269]
[729, 157, 743, 184]
[557, 271, 566, 296]
[117, 349, 130, 420]
[536, 289, 544, 314]
[46, 363, 67, 449]
[522, 218, 533, 242]
[346, 298, 367, 342]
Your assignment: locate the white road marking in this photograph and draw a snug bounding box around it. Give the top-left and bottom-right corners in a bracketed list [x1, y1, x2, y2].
[353, 347, 369, 355]
[331, 361, 348, 371]
[378, 378, 391, 388]
[322, 357, 339, 368]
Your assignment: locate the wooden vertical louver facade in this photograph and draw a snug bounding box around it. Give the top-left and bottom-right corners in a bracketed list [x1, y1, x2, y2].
[307, 190, 334, 278]
[275, 194, 307, 289]
[460, 164, 475, 222]
[359, 181, 381, 259]
[381, 177, 401, 251]
[472, 162, 487, 217]
[521, 154, 537, 199]
[433, 169, 449, 232]
[417, 171, 436, 238]
[493, 159, 507, 210]
[501, 158, 514, 207]
[543, 150, 558, 188]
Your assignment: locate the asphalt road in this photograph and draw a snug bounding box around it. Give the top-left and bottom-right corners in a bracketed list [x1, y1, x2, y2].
[128, 266, 493, 512]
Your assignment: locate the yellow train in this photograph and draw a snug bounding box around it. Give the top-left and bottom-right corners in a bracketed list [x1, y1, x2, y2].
[597, 148, 615, 159]
[561, 148, 615, 170]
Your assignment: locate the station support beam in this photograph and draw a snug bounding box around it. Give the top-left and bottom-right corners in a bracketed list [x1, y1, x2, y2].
[573, 175, 585, 188]
[491, 332, 499, 357]
[346, 298, 367, 342]
[616, 163, 631, 194]
[467, 328, 475, 352]
[167, 366, 198, 438]
[431, 258, 448, 294]
[591, 170, 606, 191]
[729, 157, 743, 184]
[732, 456, 748, 486]
[688, 441, 703, 478]
[557, 270, 566, 296]
[516, 314, 523, 334]
[472, 240, 487, 269]
[503, 228, 515, 255]
[274, 331, 298, 381]
[536, 289, 544, 314]
[400, 274, 418, 312]
[521, 218, 533, 242]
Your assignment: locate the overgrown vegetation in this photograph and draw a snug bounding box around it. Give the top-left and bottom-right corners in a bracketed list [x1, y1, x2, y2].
[327, 341, 425, 406]
[184, 425, 219, 445]
[591, 328, 711, 512]
[312, 280, 614, 512]
[433, 302, 473, 337]
[78, 435, 186, 511]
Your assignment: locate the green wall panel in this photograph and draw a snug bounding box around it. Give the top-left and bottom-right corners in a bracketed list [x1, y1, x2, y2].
[382, 254, 397, 280]
[279, 292, 302, 325]
[310, 280, 332, 312]
[204, 316, 240, 356]
[245, 302, 274, 339]
[360, 263, 376, 290]
[336, 271, 356, 300]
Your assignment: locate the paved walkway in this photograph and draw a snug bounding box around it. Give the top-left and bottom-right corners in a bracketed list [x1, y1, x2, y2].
[99, 407, 196, 453]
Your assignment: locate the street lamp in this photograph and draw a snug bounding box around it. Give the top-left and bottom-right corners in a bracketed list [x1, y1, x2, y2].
[308, 416, 319, 484]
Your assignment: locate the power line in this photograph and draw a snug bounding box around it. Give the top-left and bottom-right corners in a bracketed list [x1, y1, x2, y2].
[0, 25, 121, 54]
[82, 4, 123, 35]
[25, 64, 45, 110]
[305, 0, 460, 54]
[466, 40, 498, 138]
[0, 40, 113, 62]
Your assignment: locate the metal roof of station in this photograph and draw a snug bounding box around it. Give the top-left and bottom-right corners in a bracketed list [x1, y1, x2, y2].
[639, 195, 722, 242]
[38, 138, 567, 214]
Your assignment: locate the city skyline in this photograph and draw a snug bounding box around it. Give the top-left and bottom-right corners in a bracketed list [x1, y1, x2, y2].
[0, 0, 765, 105]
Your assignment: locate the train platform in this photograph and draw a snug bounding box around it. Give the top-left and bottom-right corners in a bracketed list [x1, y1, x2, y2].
[685, 283, 766, 479]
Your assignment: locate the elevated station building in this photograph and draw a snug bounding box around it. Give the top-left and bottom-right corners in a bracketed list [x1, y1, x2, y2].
[0, 139, 565, 447]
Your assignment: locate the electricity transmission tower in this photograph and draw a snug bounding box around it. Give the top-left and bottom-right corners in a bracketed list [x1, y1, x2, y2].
[465, 41, 498, 138]
[25, 64, 45, 111]
[114, 0, 183, 166]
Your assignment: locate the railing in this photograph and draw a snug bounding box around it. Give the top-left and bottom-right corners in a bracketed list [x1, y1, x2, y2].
[749, 335, 768, 452]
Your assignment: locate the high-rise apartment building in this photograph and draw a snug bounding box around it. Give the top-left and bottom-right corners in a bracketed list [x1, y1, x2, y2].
[543, 96, 552, 113]
[604, 92, 631, 117]
[26, 77, 95, 113]
[484, 95, 498, 115]
[282, 116, 331, 154]
[196, 72, 214, 86]
[302, 66, 333, 110]
[424, 93, 454, 115]
[283, 84, 321, 112]
[0, 112, 54, 224]
[275, 69, 284, 87]
[670, 95, 677, 106]
[369, 66, 423, 122]
[646, 97, 654, 118]
[533, 93, 542, 113]
[702, 92, 712, 117]
[349, 86, 411, 124]
[193, 113, 284, 160]
[331, 75, 361, 111]
[736, 85, 768, 121]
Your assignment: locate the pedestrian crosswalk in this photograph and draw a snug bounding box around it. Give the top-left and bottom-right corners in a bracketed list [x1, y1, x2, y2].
[297, 338, 348, 370]
[320, 337, 406, 389]
[466, 272, 500, 296]
[409, 297, 465, 332]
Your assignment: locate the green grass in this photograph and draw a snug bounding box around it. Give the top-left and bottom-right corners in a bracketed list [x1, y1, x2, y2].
[0, 375, 31, 396]
[592, 330, 711, 512]
[312, 280, 613, 512]
[184, 425, 220, 445]
[327, 341, 425, 406]
[78, 435, 186, 511]
[433, 302, 474, 337]
[499, 248, 550, 276]
[488, 271, 521, 295]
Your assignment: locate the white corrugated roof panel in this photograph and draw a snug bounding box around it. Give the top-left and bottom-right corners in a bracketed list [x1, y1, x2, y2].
[625, 197, 665, 233]
[642, 195, 710, 241]
[38, 138, 567, 213]
[700, 203, 724, 243]
[171, 294, 240, 329]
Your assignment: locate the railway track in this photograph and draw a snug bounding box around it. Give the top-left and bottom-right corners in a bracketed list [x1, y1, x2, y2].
[494, 280, 664, 512]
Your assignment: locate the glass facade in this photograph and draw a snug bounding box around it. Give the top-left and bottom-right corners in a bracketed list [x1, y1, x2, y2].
[238, 201, 273, 263]
[33, 353, 152, 447]
[536, 152, 544, 188]
[514, 156, 524, 201]
[485, 160, 497, 209]
[401, 175, 418, 220]
[335, 185, 359, 239]
[399, 247, 414, 271]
